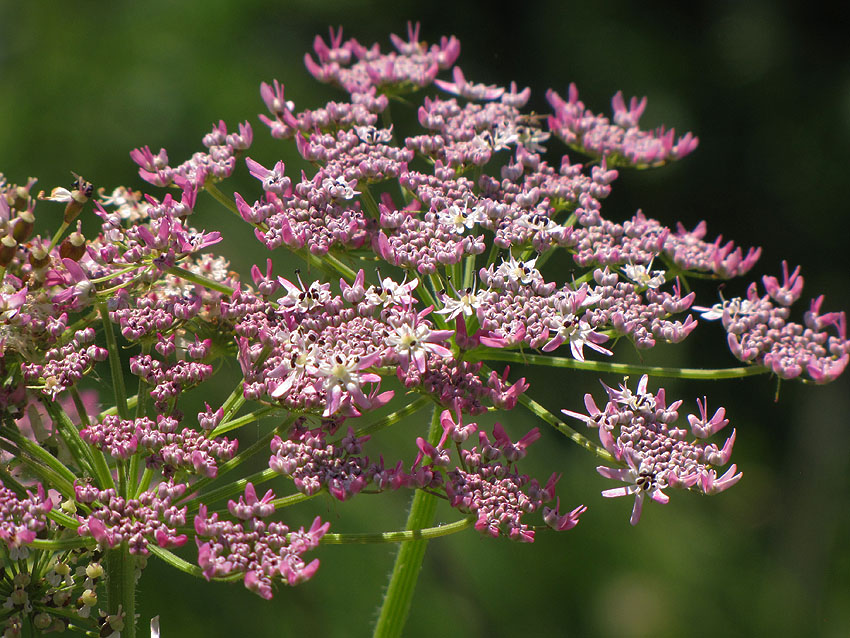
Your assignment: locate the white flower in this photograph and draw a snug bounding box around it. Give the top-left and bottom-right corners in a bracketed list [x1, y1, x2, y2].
[435, 282, 486, 321]
[494, 255, 540, 286]
[436, 200, 483, 235]
[364, 274, 418, 308]
[321, 176, 359, 200]
[354, 125, 393, 144]
[695, 296, 761, 323]
[622, 260, 666, 289]
[516, 125, 550, 153]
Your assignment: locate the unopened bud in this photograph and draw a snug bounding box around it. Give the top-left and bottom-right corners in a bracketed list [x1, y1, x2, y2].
[63, 173, 93, 223]
[29, 245, 50, 269]
[12, 183, 32, 211]
[12, 572, 30, 587]
[61, 498, 77, 514]
[81, 589, 98, 606]
[11, 210, 34, 242]
[33, 613, 52, 630]
[0, 235, 16, 267]
[59, 228, 86, 261]
[85, 562, 104, 579]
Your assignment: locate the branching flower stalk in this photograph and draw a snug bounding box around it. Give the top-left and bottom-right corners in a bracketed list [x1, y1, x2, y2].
[0, 22, 848, 637]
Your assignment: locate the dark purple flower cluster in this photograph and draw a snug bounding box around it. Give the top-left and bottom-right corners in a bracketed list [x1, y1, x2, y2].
[269, 424, 403, 499]
[129, 354, 213, 413]
[424, 410, 579, 542]
[564, 375, 740, 525]
[195, 483, 329, 599]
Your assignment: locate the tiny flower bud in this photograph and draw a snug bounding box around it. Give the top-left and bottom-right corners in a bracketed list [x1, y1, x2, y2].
[33, 613, 53, 630]
[81, 589, 98, 606]
[85, 562, 104, 579]
[10, 588, 28, 605]
[0, 235, 16, 267]
[12, 209, 35, 242]
[59, 227, 87, 261]
[28, 244, 50, 269]
[12, 572, 30, 587]
[64, 174, 93, 223]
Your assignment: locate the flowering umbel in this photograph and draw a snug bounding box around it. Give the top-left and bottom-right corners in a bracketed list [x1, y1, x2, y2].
[0, 21, 847, 637]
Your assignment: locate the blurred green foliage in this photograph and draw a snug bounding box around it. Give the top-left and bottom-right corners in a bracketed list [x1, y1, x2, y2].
[1, 1, 848, 636]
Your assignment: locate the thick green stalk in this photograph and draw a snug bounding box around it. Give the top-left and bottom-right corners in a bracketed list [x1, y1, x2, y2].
[106, 546, 136, 638]
[373, 406, 442, 638]
[29, 536, 93, 551]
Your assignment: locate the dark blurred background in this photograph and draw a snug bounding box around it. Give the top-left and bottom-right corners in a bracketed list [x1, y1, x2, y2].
[2, 1, 849, 636]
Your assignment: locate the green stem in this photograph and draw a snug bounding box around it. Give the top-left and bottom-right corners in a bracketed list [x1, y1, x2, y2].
[105, 546, 136, 638]
[179, 421, 292, 504]
[96, 271, 149, 297]
[182, 468, 280, 511]
[518, 393, 616, 463]
[354, 396, 431, 437]
[204, 182, 239, 216]
[29, 536, 94, 551]
[484, 238, 501, 268]
[218, 381, 248, 426]
[0, 430, 77, 489]
[373, 406, 442, 638]
[210, 405, 278, 437]
[97, 394, 138, 420]
[462, 253, 477, 290]
[323, 516, 474, 544]
[359, 185, 381, 220]
[467, 349, 769, 380]
[47, 509, 82, 530]
[318, 251, 357, 283]
[98, 302, 129, 419]
[49, 220, 71, 252]
[42, 398, 113, 490]
[90, 265, 142, 285]
[166, 266, 234, 296]
[127, 343, 152, 494]
[69, 387, 93, 428]
[147, 545, 241, 581]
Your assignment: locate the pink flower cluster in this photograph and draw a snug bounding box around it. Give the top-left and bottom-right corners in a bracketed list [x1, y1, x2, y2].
[564, 375, 740, 525]
[195, 483, 329, 599]
[0, 482, 53, 557]
[75, 481, 188, 555]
